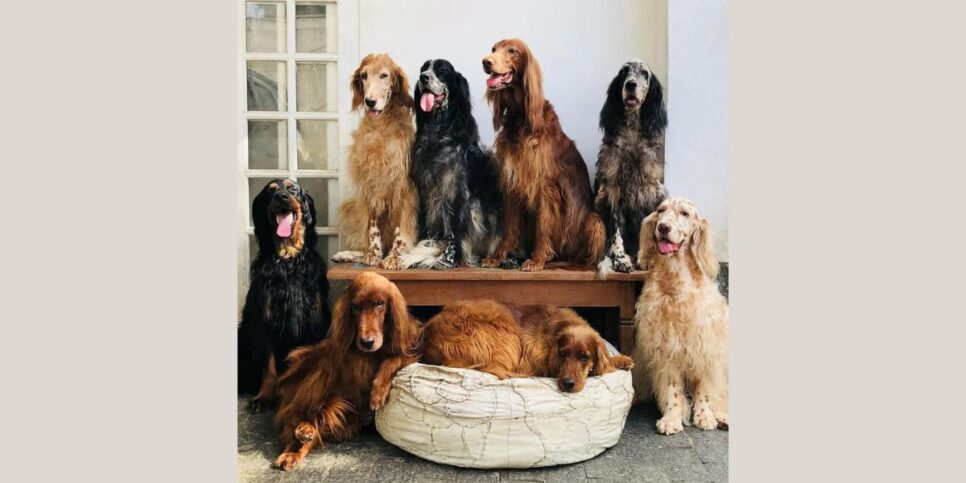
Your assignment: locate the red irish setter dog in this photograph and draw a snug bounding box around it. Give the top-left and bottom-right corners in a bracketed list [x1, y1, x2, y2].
[272, 272, 419, 471]
[480, 39, 606, 271]
[420, 300, 633, 393]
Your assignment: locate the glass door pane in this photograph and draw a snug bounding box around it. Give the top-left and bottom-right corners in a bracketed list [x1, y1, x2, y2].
[296, 2, 337, 53]
[246, 2, 286, 53]
[247, 61, 287, 111]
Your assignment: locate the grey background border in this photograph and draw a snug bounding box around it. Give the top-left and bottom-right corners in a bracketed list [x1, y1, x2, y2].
[3, 0, 964, 481]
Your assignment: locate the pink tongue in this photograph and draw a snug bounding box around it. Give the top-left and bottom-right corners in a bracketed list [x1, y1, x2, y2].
[486, 74, 503, 88]
[276, 213, 293, 238]
[420, 92, 436, 112]
[658, 240, 679, 255]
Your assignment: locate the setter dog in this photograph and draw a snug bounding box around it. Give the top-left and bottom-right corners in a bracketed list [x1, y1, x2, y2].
[480, 39, 606, 271]
[272, 272, 420, 471]
[421, 300, 633, 393]
[332, 53, 419, 270]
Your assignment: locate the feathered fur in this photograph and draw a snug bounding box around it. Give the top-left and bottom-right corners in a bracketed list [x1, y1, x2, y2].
[404, 59, 503, 269]
[334, 53, 419, 270]
[630, 197, 729, 435]
[272, 272, 420, 470]
[595, 60, 668, 277]
[480, 39, 606, 272]
[237, 179, 330, 412]
[420, 300, 633, 392]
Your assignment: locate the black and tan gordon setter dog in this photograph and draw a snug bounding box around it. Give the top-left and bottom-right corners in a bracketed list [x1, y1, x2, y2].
[594, 59, 668, 275]
[238, 179, 331, 412]
[402, 58, 503, 269]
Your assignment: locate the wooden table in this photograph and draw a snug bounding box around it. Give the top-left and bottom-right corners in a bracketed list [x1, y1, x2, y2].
[327, 263, 646, 354]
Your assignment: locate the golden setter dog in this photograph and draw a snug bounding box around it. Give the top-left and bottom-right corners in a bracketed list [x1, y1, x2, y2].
[421, 300, 633, 392]
[332, 53, 419, 270]
[630, 197, 729, 435]
[272, 272, 420, 471]
[480, 39, 606, 271]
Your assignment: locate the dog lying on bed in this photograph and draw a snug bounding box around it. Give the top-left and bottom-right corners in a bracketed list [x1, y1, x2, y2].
[237, 179, 330, 412]
[272, 272, 420, 470]
[631, 197, 728, 434]
[402, 59, 503, 269]
[420, 300, 633, 393]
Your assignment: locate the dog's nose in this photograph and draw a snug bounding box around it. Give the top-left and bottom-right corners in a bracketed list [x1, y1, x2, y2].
[561, 378, 576, 391]
[364, 98, 376, 109]
[482, 58, 492, 71]
[419, 73, 430, 83]
[625, 81, 638, 91]
[657, 223, 671, 234]
[360, 338, 375, 349]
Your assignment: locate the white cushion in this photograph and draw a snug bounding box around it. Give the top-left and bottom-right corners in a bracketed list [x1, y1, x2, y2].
[375, 351, 633, 468]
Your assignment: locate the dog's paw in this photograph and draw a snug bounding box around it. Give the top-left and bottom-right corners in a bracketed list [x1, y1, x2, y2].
[612, 254, 633, 273]
[247, 396, 272, 413]
[362, 252, 382, 267]
[612, 355, 635, 370]
[370, 383, 391, 411]
[382, 255, 403, 270]
[294, 421, 317, 443]
[274, 452, 305, 471]
[481, 257, 504, 268]
[714, 411, 729, 429]
[521, 259, 545, 271]
[693, 408, 719, 431]
[656, 415, 684, 435]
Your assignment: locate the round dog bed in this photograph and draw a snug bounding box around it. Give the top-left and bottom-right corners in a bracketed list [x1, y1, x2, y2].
[375, 344, 634, 468]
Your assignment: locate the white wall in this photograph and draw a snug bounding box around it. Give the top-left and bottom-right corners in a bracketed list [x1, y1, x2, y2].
[667, 0, 729, 260]
[357, 0, 727, 260]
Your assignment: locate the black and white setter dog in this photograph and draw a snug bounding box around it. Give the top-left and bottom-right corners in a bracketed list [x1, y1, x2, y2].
[238, 179, 331, 412]
[594, 59, 668, 275]
[402, 59, 503, 269]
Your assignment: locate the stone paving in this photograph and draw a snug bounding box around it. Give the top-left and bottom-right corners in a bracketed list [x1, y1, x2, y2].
[238, 396, 728, 482]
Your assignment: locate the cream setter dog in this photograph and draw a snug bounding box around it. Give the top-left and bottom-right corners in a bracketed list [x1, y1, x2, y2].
[421, 300, 633, 393]
[332, 53, 419, 270]
[480, 39, 606, 271]
[631, 197, 729, 435]
[272, 272, 420, 470]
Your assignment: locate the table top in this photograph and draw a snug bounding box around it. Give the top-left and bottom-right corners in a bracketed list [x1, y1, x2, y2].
[327, 263, 648, 282]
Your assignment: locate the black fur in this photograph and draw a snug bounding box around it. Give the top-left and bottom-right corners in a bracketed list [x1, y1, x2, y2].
[411, 59, 503, 267]
[237, 179, 330, 405]
[594, 61, 668, 269]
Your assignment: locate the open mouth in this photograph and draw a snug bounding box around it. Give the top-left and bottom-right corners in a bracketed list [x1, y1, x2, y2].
[367, 108, 383, 118]
[486, 71, 513, 90]
[419, 90, 447, 112]
[657, 238, 680, 255]
[274, 210, 296, 238]
[624, 96, 641, 109]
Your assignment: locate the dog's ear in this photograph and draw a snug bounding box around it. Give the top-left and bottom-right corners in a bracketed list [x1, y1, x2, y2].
[636, 211, 659, 270]
[639, 74, 667, 139]
[591, 337, 615, 376]
[391, 63, 414, 112]
[251, 181, 274, 253]
[327, 290, 356, 355]
[350, 57, 371, 112]
[690, 216, 719, 280]
[521, 45, 546, 135]
[386, 282, 418, 357]
[300, 190, 316, 229]
[484, 87, 505, 131]
[599, 65, 628, 138]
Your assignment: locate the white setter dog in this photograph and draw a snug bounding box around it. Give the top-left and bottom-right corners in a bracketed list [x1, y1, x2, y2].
[631, 197, 728, 435]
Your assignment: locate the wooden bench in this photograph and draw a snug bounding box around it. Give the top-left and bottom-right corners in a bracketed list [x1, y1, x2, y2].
[327, 263, 646, 355]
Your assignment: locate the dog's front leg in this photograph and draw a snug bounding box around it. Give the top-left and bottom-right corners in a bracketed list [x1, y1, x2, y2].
[274, 434, 317, 471]
[482, 199, 521, 268]
[610, 228, 634, 273]
[369, 355, 418, 410]
[382, 228, 407, 270]
[653, 369, 689, 435]
[523, 196, 561, 271]
[691, 373, 728, 431]
[362, 218, 383, 267]
[248, 353, 277, 413]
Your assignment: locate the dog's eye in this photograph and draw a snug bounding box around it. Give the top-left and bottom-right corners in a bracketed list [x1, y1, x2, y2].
[360, 72, 368, 81]
[508, 48, 517, 54]
[491, 47, 496, 53]
[657, 206, 666, 213]
[642, 71, 650, 80]
[374, 301, 385, 308]
[680, 211, 690, 217]
[380, 72, 388, 79]
[579, 355, 590, 362]
[558, 350, 567, 357]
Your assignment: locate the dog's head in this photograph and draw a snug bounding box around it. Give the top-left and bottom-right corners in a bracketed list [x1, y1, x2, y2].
[545, 311, 613, 393]
[329, 272, 418, 356]
[414, 59, 473, 120]
[600, 59, 667, 139]
[351, 53, 413, 119]
[638, 197, 718, 279]
[252, 178, 316, 259]
[483, 39, 545, 133]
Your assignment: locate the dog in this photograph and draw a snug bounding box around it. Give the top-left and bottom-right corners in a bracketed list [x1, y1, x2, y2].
[332, 53, 419, 270]
[420, 300, 633, 393]
[237, 179, 331, 412]
[401, 59, 503, 269]
[480, 39, 606, 272]
[594, 59, 668, 276]
[630, 197, 728, 435]
[272, 272, 420, 471]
